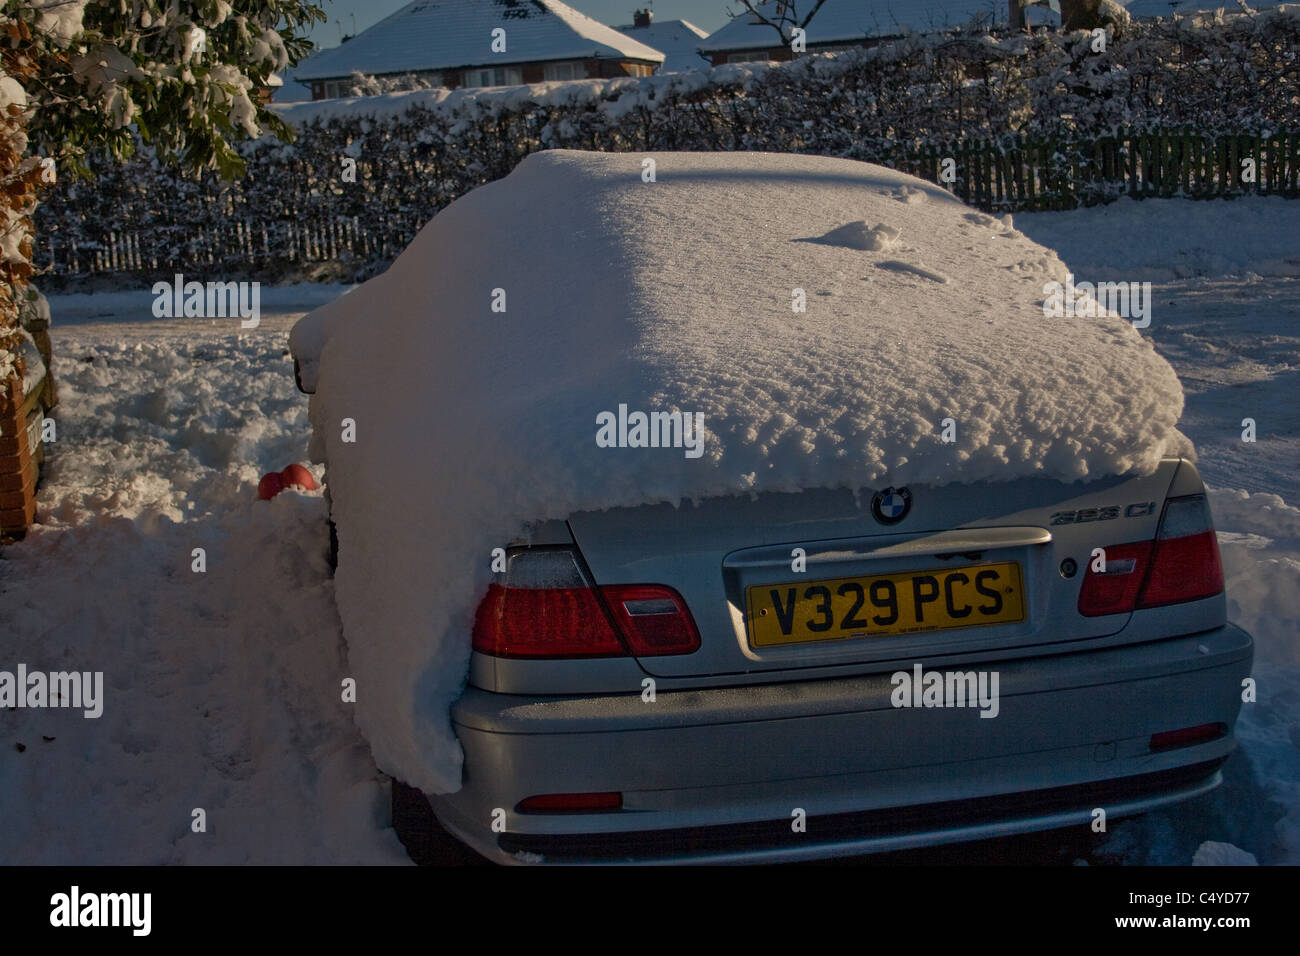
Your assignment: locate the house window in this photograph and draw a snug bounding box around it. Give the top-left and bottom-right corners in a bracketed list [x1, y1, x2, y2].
[726, 52, 772, 63]
[543, 61, 585, 81]
[463, 66, 524, 88]
[323, 80, 344, 98]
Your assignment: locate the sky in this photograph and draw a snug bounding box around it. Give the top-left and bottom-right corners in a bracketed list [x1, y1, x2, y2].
[306, 1, 736, 51]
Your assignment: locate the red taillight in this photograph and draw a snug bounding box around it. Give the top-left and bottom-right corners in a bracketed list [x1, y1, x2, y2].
[472, 582, 626, 658]
[471, 548, 700, 659]
[1078, 494, 1224, 617]
[1077, 540, 1153, 617]
[1149, 722, 1227, 752]
[1137, 530, 1223, 608]
[517, 792, 623, 814]
[600, 584, 701, 657]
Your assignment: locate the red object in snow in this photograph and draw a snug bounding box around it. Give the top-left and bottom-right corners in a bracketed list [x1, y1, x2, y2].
[281, 463, 317, 491]
[258, 472, 285, 500]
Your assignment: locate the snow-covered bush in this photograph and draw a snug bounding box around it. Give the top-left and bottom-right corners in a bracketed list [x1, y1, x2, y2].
[344, 70, 440, 98]
[0, 49, 39, 384]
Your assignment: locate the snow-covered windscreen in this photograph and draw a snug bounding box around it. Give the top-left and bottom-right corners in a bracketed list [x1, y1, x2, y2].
[292, 150, 1190, 793]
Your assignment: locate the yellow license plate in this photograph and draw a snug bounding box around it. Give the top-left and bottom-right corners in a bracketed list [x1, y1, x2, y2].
[745, 562, 1025, 648]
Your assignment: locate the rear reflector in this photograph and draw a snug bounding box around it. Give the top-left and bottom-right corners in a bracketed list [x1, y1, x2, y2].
[1149, 723, 1227, 752]
[517, 792, 623, 814]
[472, 547, 700, 659]
[1078, 495, 1224, 617]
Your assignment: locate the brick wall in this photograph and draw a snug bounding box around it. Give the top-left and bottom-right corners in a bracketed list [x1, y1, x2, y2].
[0, 306, 53, 539]
[0, 370, 39, 537]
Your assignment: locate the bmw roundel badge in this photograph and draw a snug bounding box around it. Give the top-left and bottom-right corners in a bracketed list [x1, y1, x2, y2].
[871, 487, 913, 525]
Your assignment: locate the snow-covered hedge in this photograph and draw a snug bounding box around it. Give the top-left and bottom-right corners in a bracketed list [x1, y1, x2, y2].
[34, 9, 1300, 286]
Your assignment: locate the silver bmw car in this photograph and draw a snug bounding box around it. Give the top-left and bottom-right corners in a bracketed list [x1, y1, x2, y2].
[292, 151, 1253, 865]
[398, 460, 1250, 864]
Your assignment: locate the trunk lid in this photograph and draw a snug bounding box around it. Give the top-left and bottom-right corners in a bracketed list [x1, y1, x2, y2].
[566, 461, 1181, 679]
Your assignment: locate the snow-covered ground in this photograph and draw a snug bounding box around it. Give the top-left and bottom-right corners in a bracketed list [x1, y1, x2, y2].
[0, 194, 1295, 865]
[1018, 196, 1300, 865]
[0, 290, 408, 864]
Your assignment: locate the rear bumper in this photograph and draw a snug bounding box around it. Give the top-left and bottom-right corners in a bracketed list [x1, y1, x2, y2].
[431, 624, 1253, 865]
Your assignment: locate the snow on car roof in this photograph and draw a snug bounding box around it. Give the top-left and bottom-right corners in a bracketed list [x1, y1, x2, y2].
[293, 149, 1191, 792]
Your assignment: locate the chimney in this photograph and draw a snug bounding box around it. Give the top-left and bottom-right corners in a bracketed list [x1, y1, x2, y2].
[1009, 0, 1027, 30]
[633, 8, 653, 28]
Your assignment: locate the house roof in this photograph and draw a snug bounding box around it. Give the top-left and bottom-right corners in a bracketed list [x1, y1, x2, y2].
[1122, 0, 1288, 16]
[272, 74, 314, 103]
[698, 0, 1015, 53]
[295, 0, 664, 82]
[616, 18, 710, 73]
[274, 50, 326, 102]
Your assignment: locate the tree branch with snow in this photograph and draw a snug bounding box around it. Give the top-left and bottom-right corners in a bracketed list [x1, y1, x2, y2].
[0, 1, 325, 418]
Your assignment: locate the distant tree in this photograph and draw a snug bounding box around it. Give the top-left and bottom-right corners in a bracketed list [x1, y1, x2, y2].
[0, 1, 324, 424]
[728, 0, 830, 46]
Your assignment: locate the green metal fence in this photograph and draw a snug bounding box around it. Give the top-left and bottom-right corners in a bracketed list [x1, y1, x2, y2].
[901, 129, 1300, 212]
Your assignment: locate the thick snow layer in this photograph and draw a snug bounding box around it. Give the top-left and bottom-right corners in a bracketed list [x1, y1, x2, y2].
[296, 149, 1191, 793]
[1017, 196, 1300, 282]
[0, 304, 406, 863]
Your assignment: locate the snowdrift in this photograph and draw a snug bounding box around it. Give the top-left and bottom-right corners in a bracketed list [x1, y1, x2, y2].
[293, 150, 1191, 793]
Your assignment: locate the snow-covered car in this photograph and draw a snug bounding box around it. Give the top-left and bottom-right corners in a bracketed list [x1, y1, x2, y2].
[291, 150, 1253, 865]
